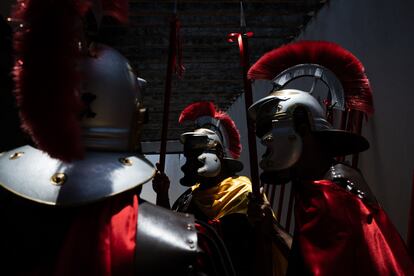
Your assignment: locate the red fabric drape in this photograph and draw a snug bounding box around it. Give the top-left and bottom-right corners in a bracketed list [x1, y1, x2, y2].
[295, 180, 414, 275]
[55, 193, 138, 276]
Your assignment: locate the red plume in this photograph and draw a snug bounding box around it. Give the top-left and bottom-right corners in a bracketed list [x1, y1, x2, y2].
[179, 102, 242, 159]
[214, 111, 242, 159]
[12, 0, 90, 162]
[178, 101, 216, 123]
[101, 0, 129, 24]
[248, 40, 374, 115]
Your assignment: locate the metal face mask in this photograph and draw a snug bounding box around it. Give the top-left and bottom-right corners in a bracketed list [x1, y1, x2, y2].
[260, 118, 303, 171]
[179, 129, 223, 186]
[195, 151, 222, 177]
[250, 90, 319, 172]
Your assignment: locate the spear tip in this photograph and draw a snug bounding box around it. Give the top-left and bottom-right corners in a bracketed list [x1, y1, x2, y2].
[240, 1, 246, 29]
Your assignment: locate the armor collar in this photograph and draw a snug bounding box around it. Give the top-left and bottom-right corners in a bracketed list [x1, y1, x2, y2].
[0, 145, 155, 206]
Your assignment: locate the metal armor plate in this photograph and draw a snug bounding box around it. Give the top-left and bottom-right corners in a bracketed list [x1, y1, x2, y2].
[135, 202, 198, 275]
[0, 145, 155, 206]
[326, 163, 377, 204]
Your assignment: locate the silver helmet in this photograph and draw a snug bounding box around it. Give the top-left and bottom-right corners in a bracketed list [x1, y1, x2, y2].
[0, 43, 155, 206]
[79, 43, 147, 152]
[248, 41, 374, 173]
[249, 89, 368, 172]
[178, 102, 243, 186]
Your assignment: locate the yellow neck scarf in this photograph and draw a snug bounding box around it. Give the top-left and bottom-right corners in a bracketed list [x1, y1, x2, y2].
[191, 176, 252, 220]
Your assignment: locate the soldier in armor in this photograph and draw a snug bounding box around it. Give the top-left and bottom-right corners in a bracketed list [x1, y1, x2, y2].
[0, 2, 234, 275]
[153, 102, 290, 276]
[153, 102, 255, 276]
[248, 40, 414, 275]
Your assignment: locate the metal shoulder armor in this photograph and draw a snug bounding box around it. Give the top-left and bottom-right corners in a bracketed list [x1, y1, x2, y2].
[135, 202, 198, 275]
[326, 163, 377, 204]
[135, 202, 236, 276]
[0, 145, 155, 206]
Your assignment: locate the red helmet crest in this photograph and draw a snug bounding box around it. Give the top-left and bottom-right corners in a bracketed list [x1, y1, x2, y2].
[248, 40, 374, 115]
[179, 102, 242, 159]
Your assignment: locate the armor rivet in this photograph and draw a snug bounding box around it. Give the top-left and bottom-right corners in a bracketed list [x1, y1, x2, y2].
[119, 157, 133, 166]
[9, 152, 24, 160]
[51, 172, 67, 186]
[185, 213, 190, 217]
[187, 224, 193, 230]
[187, 239, 194, 248]
[276, 104, 283, 113]
[264, 136, 273, 143]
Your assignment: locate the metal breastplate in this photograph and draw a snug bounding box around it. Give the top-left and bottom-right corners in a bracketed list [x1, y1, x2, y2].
[135, 202, 198, 275]
[0, 145, 155, 206]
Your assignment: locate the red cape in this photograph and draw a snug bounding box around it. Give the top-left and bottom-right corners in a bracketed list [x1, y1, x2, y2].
[294, 180, 414, 275]
[55, 192, 138, 276]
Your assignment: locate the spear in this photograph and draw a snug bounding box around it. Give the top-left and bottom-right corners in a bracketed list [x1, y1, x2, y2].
[228, 3, 273, 276]
[227, 1, 260, 198]
[159, 0, 183, 172]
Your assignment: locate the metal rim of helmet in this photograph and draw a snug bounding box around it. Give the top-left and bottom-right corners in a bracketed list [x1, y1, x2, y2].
[180, 127, 243, 173]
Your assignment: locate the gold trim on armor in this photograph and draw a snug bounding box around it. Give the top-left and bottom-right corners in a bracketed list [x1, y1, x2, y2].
[119, 157, 133, 166]
[9, 152, 24, 160]
[51, 173, 67, 186]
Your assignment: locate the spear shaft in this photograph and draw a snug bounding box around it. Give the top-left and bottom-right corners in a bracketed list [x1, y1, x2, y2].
[159, 4, 180, 171]
[228, 2, 260, 198]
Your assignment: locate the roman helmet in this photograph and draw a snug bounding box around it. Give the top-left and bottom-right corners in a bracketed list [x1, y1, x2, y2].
[178, 102, 243, 186]
[0, 42, 154, 206]
[80, 43, 147, 152]
[248, 41, 374, 175]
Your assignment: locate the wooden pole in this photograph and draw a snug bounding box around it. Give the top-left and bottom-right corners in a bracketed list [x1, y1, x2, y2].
[159, 14, 178, 172]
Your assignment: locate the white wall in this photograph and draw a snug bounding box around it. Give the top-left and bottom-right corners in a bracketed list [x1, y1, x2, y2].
[140, 154, 188, 205]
